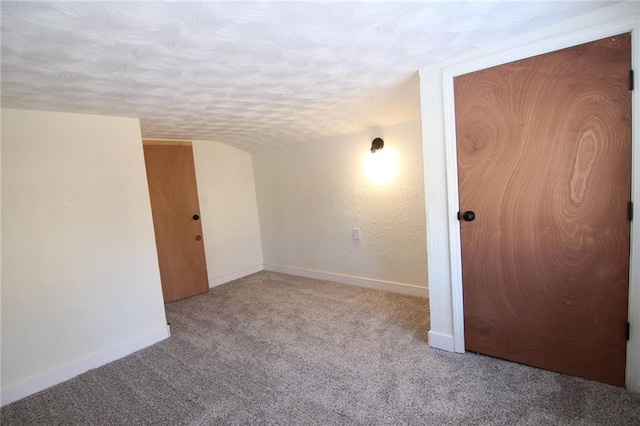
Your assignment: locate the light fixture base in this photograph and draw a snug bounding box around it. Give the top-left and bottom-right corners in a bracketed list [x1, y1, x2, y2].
[371, 137, 384, 153]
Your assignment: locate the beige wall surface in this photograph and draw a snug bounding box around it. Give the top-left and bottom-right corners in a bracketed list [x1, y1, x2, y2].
[192, 140, 264, 286]
[252, 120, 428, 293]
[1, 108, 168, 405]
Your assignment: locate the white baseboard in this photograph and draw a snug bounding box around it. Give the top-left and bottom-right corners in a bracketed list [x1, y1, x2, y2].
[428, 330, 455, 352]
[209, 263, 264, 288]
[1, 325, 170, 407]
[263, 263, 428, 298]
[627, 314, 640, 392]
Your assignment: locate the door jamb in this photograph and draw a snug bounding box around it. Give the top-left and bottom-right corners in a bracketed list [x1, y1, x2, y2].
[142, 139, 192, 146]
[442, 19, 639, 388]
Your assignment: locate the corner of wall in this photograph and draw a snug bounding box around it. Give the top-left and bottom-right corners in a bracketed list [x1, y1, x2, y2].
[251, 122, 428, 291]
[209, 263, 264, 288]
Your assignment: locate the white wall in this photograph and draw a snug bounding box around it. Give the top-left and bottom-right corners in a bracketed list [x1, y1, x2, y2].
[252, 120, 428, 297]
[0, 110, 3, 394]
[1, 108, 169, 405]
[419, 1, 640, 390]
[192, 140, 264, 286]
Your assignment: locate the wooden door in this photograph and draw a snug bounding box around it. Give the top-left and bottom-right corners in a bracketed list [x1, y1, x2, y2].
[143, 142, 209, 303]
[455, 34, 631, 386]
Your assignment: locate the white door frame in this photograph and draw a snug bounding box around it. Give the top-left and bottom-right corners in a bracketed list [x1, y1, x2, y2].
[442, 18, 639, 388]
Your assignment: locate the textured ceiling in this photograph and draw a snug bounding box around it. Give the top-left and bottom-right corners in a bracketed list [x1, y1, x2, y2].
[1, 1, 620, 151]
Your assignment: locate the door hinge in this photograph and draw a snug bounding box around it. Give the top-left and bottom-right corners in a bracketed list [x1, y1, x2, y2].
[631, 70, 635, 91]
[629, 201, 634, 221]
[627, 322, 631, 341]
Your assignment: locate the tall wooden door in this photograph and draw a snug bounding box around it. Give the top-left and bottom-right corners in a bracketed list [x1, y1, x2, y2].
[143, 142, 209, 303]
[455, 34, 632, 386]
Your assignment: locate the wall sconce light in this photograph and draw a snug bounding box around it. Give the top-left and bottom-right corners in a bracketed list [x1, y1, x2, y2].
[370, 137, 384, 153]
[363, 137, 398, 184]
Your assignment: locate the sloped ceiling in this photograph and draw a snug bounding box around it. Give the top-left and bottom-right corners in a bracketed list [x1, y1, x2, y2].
[1, 1, 620, 151]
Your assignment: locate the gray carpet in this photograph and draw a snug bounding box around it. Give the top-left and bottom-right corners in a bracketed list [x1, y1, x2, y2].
[2, 271, 640, 425]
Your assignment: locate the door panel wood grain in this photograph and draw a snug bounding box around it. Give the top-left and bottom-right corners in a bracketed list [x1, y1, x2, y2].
[455, 34, 631, 386]
[143, 143, 209, 303]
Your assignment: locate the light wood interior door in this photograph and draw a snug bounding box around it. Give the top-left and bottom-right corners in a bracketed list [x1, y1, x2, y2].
[143, 143, 209, 303]
[455, 34, 631, 386]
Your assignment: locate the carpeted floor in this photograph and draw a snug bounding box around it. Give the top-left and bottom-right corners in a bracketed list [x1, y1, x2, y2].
[2, 271, 640, 425]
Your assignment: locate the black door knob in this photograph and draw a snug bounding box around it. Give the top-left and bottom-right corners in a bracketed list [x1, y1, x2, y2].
[195, 235, 202, 241]
[458, 211, 476, 222]
[193, 214, 200, 221]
